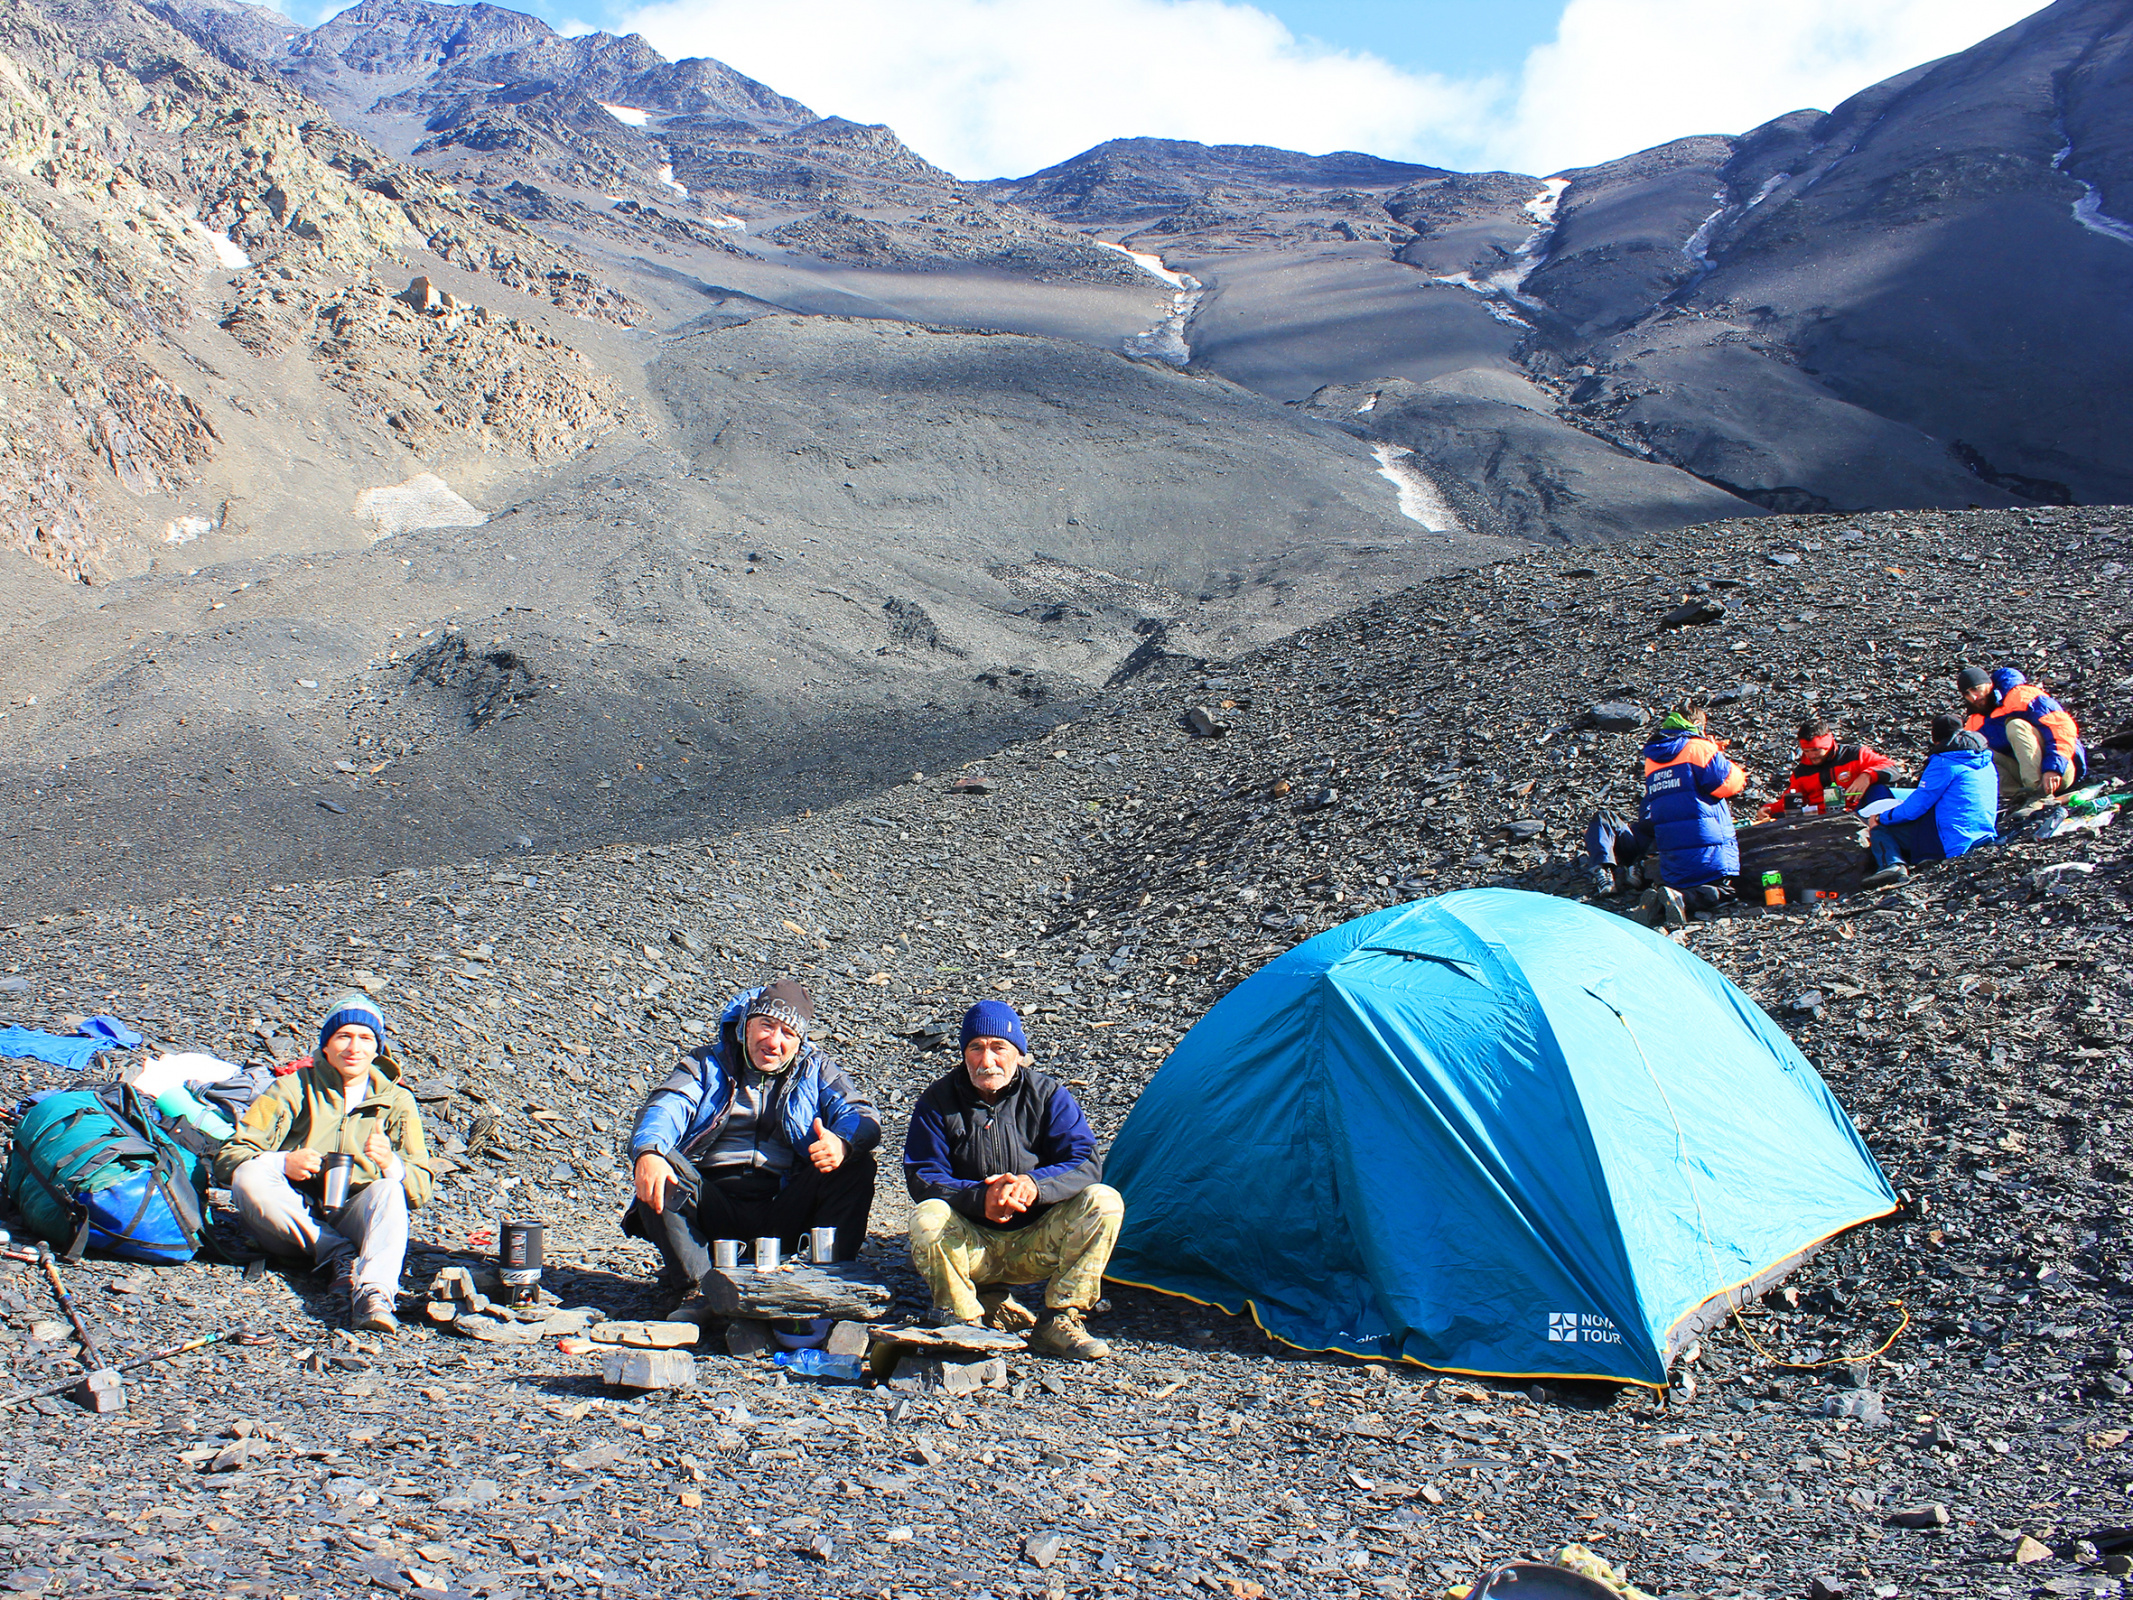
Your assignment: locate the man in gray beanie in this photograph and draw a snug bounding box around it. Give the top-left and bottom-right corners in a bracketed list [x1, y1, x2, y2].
[626, 980, 881, 1310]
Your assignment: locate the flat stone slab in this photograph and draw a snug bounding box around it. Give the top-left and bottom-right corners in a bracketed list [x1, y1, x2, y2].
[869, 1323, 1026, 1355]
[590, 1319, 700, 1348]
[698, 1263, 892, 1322]
[602, 1349, 697, 1392]
[454, 1312, 545, 1345]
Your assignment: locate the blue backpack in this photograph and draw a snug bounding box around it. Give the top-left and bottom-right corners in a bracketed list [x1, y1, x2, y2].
[3, 1084, 207, 1263]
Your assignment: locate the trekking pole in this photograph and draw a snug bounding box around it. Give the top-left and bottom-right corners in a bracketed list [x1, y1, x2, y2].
[35, 1246, 112, 1370]
[0, 1331, 238, 1411]
[28, 1243, 127, 1412]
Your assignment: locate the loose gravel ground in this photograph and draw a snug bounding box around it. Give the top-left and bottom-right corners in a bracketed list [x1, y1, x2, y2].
[2, 504, 2130, 1600]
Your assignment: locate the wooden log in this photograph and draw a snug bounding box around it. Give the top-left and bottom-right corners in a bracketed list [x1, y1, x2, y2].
[697, 1264, 893, 1322]
[1731, 811, 1874, 897]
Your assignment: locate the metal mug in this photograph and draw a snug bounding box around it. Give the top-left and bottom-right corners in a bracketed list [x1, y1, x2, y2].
[711, 1239, 742, 1270]
[809, 1226, 837, 1264]
[320, 1152, 355, 1213]
[752, 1236, 780, 1273]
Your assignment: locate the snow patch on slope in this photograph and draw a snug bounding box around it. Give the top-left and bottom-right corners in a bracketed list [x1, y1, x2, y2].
[2053, 140, 2133, 247]
[1682, 190, 1729, 268]
[1098, 239, 1190, 289]
[163, 515, 213, 546]
[1431, 176, 1568, 323]
[356, 474, 488, 542]
[1101, 241, 1203, 365]
[183, 213, 250, 270]
[1371, 444, 1464, 534]
[598, 102, 651, 127]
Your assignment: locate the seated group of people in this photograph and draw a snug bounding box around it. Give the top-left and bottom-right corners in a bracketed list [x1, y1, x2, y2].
[212, 984, 1122, 1360]
[1586, 663, 2087, 923]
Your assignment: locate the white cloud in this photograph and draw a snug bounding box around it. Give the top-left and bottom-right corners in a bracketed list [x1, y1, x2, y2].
[1494, 0, 2050, 173]
[611, 0, 2052, 181]
[614, 0, 1496, 179]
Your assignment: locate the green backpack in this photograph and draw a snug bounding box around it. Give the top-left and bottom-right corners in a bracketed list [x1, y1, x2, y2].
[4, 1085, 207, 1262]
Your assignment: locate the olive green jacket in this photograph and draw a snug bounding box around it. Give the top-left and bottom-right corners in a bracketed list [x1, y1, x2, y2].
[212, 1051, 435, 1209]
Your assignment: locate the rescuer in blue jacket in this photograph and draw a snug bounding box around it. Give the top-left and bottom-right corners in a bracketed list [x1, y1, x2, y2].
[1584, 703, 1756, 927]
[1861, 714, 1999, 887]
[1635, 703, 1751, 924]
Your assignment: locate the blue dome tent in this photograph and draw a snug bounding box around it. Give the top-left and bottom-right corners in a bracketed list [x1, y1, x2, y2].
[1104, 890, 1897, 1388]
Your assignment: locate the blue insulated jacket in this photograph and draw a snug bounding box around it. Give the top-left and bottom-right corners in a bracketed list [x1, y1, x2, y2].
[1639, 730, 1749, 888]
[630, 987, 881, 1181]
[1965, 668, 2087, 781]
[1883, 733, 1998, 858]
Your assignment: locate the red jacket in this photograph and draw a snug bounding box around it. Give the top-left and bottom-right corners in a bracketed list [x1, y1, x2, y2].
[1760, 742, 1897, 819]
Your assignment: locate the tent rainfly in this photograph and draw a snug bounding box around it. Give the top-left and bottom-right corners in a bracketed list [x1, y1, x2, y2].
[1104, 890, 1898, 1387]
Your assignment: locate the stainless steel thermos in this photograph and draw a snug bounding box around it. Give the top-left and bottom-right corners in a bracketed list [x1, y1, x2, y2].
[320, 1152, 355, 1213]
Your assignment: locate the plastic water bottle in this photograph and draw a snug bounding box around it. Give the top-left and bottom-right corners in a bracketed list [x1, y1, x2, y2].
[770, 1349, 865, 1383]
[154, 1086, 235, 1141]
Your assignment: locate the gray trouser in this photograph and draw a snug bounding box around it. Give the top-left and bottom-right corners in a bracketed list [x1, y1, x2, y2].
[229, 1153, 409, 1297]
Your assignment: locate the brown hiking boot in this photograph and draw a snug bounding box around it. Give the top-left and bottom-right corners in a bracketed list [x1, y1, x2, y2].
[350, 1288, 398, 1334]
[978, 1288, 1037, 1333]
[1030, 1308, 1110, 1361]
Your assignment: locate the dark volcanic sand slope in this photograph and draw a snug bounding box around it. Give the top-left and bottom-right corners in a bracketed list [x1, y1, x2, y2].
[0, 312, 1523, 919]
[0, 503, 2128, 1600]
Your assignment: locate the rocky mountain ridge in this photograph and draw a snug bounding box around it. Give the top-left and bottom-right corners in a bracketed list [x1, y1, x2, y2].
[3, 0, 2131, 921]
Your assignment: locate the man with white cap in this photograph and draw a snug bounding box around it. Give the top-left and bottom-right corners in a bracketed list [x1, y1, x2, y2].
[213, 993, 433, 1333]
[903, 1000, 1122, 1361]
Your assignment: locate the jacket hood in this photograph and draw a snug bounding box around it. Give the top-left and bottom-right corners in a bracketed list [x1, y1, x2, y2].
[1642, 730, 1696, 760]
[717, 985, 820, 1079]
[1992, 667, 2027, 695]
[1934, 736, 1993, 764]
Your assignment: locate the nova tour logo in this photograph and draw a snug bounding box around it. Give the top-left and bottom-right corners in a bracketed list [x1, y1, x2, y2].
[1547, 1311, 1623, 1345]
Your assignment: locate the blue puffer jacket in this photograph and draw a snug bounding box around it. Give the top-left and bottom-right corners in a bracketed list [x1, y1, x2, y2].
[629, 987, 880, 1183]
[1965, 668, 2087, 782]
[1882, 732, 1998, 858]
[1639, 728, 1749, 888]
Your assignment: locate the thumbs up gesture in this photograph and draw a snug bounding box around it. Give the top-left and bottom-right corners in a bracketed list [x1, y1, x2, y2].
[805, 1116, 846, 1173]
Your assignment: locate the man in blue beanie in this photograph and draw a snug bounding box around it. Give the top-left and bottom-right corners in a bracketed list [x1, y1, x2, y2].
[213, 994, 433, 1333]
[903, 1000, 1122, 1361]
[627, 979, 881, 1316]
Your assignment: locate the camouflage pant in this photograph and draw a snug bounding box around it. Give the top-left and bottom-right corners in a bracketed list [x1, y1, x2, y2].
[907, 1185, 1123, 1321]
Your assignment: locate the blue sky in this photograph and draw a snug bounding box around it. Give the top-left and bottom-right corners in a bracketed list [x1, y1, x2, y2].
[1253, 0, 1573, 82]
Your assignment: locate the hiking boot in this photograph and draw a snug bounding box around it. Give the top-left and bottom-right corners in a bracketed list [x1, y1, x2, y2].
[350, 1288, 398, 1334]
[1030, 1309, 1110, 1362]
[1630, 887, 1665, 926]
[665, 1289, 718, 1326]
[923, 1304, 982, 1330]
[1657, 888, 1687, 929]
[1861, 863, 1909, 888]
[325, 1256, 357, 1302]
[978, 1287, 1037, 1333]
[1588, 866, 1618, 899]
